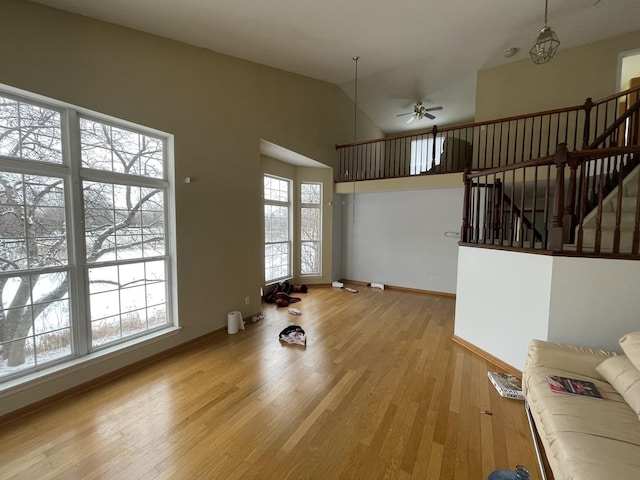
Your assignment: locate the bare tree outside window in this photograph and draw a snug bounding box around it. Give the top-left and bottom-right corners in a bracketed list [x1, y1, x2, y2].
[0, 93, 172, 380]
[264, 175, 291, 283]
[300, 183, 321, 275]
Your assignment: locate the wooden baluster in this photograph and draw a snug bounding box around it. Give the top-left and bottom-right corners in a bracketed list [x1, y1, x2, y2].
[563, 152, 578, 244]
[431, 126, 438, 173]
[488, 123, 495, 169]
[549, 144, 568, 251]
[481, 178, 489, 243]
[474, 177, 481, 242]
[582, 97, 593, 150]
[508, 168, 516, 245]
[577, 161, 588, 253]
[461, 169, 471, 242]
[531, 167, 539, 249]
[613, 161, 624, 254]
[595, 154, 605, 253]
[633, 160, 640, 255]
[519, 165, 527, 247]
[572, 110, 579, 151]
[632, 98, 640, 146]
[491, 178, 501, 243]
[543, 162, 551, 249]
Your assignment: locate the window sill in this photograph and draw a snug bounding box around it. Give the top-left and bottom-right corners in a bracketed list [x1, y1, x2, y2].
[0, 326, 182, 398]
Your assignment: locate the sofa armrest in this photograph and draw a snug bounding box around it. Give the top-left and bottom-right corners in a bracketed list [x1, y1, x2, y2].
[524, 339, 616, 383]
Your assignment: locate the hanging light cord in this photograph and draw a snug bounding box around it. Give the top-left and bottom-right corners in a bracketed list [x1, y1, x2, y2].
[543, 0, 548, 27]
[352, 56, 359, 224]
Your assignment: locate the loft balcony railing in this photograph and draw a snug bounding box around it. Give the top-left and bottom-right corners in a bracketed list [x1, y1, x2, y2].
[335, 85, 640, 183]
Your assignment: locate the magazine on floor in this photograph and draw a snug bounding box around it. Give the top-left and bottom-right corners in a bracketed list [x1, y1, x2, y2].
[487, 371, 524, 400]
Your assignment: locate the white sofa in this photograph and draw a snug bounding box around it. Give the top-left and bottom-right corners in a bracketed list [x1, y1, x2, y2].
[522, 332, 640, 480]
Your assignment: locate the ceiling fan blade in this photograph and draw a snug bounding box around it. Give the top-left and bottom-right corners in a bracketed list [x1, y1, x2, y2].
[396, 112, 413, 117]
[406, 115, 416, 124]
[424, 112, 436, 120]
[424, 106, 443, 112]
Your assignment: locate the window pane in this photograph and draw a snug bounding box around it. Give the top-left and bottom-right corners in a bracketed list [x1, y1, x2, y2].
[0, 173, 67, 270]
[410, 138, 444, 175]
[0, 95, 62, 163]
[35, 328, 71, 363]
[299, 183, 321, 276]
[301, 183, 321, 204]
[301, 242, 320, 274]
[91, 315, 121, 347]
[263, 176, 289, 202]
[0, 272, 72, 379]
[265, 242, 289, 282]
[301, 207, 320, 241]
[264, 205, 289, 243]
[88, 265, 119, 294]
[88, 260, 170, 348]
[80, 118, 164, 178]
[148, 304, 166, 328]
[84, 181, 165, 263]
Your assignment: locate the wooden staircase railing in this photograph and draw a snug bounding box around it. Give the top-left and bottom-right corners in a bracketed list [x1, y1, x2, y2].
[461, 144, 640, 256]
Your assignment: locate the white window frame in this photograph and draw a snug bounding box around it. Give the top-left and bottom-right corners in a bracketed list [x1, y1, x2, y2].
[263, 174, 292, 284]
[300, 182, 322, 276]
[0, 84, 178, 385]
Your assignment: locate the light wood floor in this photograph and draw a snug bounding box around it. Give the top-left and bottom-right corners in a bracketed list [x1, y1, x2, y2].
[0, 286, 539, 480]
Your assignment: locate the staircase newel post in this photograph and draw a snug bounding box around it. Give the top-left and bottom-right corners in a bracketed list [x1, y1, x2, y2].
[582, 98, 593, 150]
[461, 169, 471, 242]
[549, 143, 569, 251]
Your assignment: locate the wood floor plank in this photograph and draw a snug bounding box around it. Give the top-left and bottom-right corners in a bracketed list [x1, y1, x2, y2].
[0, 286, 541, 479]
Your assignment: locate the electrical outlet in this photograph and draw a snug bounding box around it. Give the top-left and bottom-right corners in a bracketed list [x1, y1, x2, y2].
[244, 296, 250, 305]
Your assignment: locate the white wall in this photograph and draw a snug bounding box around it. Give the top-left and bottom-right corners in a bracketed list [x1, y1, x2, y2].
[549, 257, 640, 352]
[456, 247, 640, 371]
[454, 247, 553, 371]
[341, 187, 463, 293]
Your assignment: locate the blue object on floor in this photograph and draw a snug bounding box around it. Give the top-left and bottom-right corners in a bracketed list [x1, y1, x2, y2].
[487, 465, 530, 480]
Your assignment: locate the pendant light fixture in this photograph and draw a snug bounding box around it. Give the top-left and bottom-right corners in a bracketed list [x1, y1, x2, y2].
[529, 0, 560, 65]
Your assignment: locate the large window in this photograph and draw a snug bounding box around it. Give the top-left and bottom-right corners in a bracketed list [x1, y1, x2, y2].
[410, 137, 444, 175]
[300, 183, 321, 275]
[0, 87, 175, 382]
[263, 175, 291, 283]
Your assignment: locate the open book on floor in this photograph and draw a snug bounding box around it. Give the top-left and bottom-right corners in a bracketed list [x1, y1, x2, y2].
[487, 371, 524, 400]
[547, 375, 602, 398]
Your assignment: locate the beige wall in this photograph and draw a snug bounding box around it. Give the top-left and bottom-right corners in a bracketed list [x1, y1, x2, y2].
[0, 0, 381, 414]
[476, 30, 640, 122]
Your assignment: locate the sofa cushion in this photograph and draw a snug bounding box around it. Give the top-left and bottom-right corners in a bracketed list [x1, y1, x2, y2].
[620, 331, 640, 372]
[596, 354, 640, 418]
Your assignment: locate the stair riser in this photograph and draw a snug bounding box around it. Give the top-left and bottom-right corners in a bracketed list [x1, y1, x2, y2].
[579, 229, 637, 251]
[593, 212, 638, 229]
[605, 197, 638, 213]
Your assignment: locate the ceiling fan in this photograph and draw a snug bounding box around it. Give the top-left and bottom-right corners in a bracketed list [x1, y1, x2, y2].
[396, 102, 443, 123]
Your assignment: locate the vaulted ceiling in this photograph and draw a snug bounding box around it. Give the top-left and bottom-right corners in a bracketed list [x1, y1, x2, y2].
[32, 0, 640, 135]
